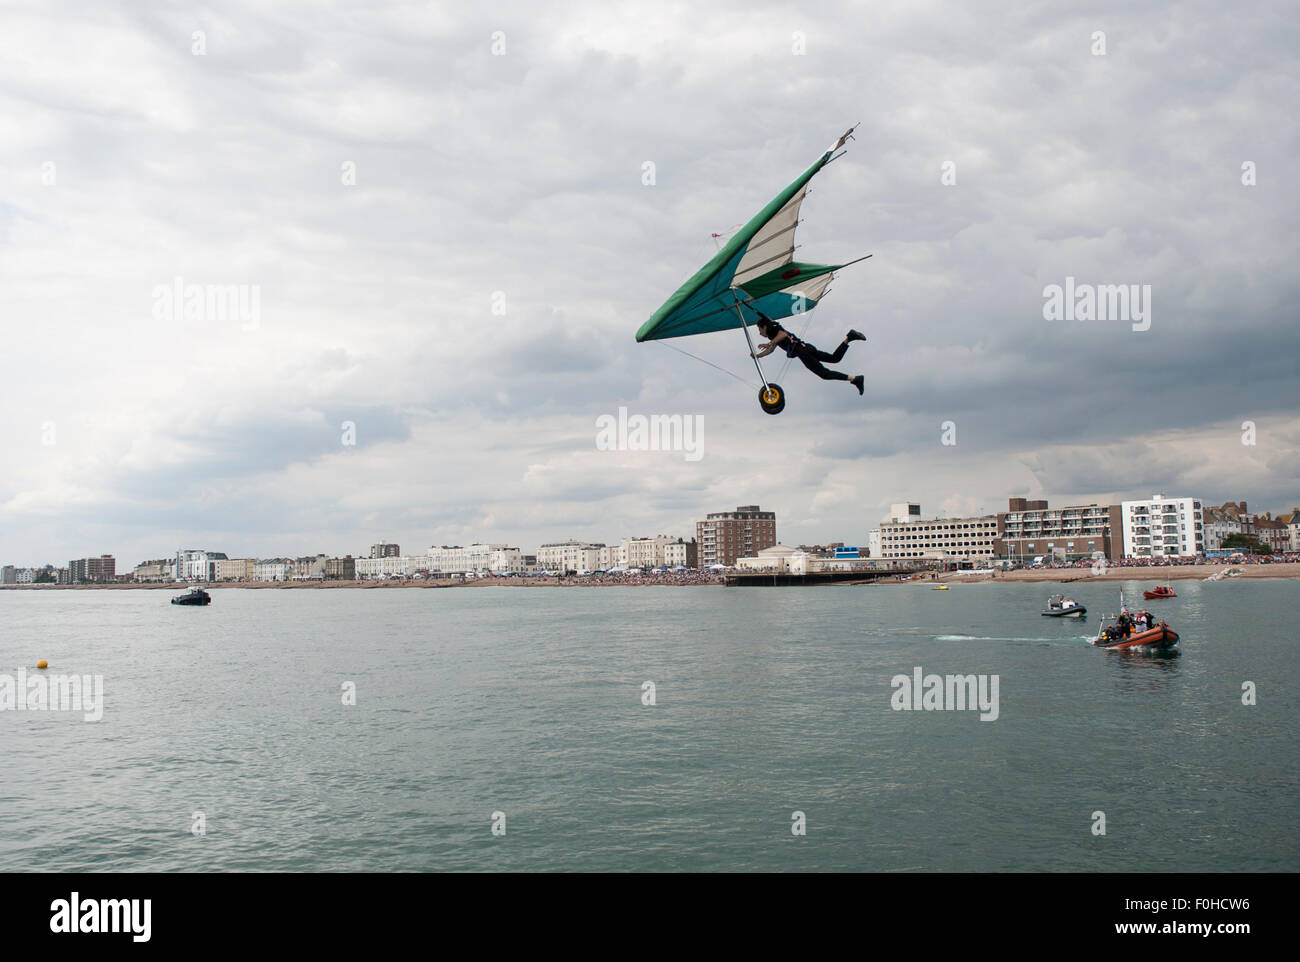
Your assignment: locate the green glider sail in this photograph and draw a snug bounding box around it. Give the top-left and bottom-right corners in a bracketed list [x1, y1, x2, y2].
[636, 127, 866, 343]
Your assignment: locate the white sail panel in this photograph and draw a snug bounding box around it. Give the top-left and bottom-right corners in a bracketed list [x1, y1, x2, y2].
[732, 187, 806, 288]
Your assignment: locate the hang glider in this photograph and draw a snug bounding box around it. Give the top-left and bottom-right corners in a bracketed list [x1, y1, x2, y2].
[637, 127, 870, 414]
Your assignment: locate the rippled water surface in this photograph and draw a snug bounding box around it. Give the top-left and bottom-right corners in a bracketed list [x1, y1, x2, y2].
[2, 580, 1296, 871]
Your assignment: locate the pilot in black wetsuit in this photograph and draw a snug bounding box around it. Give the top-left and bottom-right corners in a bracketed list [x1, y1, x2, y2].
[753, 315, 865, 395]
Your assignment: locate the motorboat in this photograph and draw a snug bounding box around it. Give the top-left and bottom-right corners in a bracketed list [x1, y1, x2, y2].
[931, 584, 950, 590]
[1042, 594, 1086, 617]
[1091, 591, 1178, 651]
[1143, 585, 1176, 599]
[1093, 620, 1179, 651]
[171, 587, 211, 606]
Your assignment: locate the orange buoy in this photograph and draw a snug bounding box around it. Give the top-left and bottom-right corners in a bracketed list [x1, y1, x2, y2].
[36, 660, 48, 669]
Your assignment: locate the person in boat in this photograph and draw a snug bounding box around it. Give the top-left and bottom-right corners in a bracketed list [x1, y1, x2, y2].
[1117, 610, 1133, 637]
[753, 314, 866, 395]
[1135, 611, 1148, 632]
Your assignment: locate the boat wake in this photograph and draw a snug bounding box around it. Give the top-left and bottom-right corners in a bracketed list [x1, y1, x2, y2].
[934, 634, 1085, 643]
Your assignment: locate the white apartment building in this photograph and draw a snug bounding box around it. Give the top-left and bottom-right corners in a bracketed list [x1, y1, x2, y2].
[1120, 494, 1204, 558]
[355, 555, 425, 579]
[426, 543, 525, 575]
[537, 540, 605, 573]
[15, 567, 34, 584]
[254, 558, 293, 582]
[873, 506, 1000, 561]
[620, 535, 680, 569]
[174, 549, 229, 581]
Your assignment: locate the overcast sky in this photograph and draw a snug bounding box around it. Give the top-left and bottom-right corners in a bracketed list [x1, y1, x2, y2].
[1, 0, 1297, 567]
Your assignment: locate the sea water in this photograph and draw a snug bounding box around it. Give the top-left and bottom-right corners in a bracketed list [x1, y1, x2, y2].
[1, 580, 1296, 872]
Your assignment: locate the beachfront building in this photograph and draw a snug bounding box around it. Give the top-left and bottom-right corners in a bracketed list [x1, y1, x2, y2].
[133, 559, 172, 582]
[291, 555, 330, 580]
[1119, 494, 1204, 559]
[1, 566, 14, 585]
[174, 549, 227, 581]
[369, 543, 401, 558]
[537, 540, 605, 573]
[15, 567, 34, 584]
[355, 555, 426, 579]
[1202, 501, 1255, 550]
[325, 556, 356, 580]
[1203, 518, 1242, 551]
[425, 543, 525, 576]
[696, 505, 776, 567]
[873, 505, 999, 563]
[620, 535, 683, 570]
[1290, 513, 1300, 551]
[213, 558, 255, 582]
[662, 538, 698, 568]
[69, 555, 117, 584]
[995, 498, 1120, 563]
[254, 558, 293, 582]
[1254, 517, 1292, 553]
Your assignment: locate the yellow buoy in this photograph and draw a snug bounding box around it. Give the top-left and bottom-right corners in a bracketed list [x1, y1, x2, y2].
[36, 660, 48, 669]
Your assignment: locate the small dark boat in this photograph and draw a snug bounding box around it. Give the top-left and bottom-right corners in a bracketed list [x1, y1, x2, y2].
[1042, 594, 1086, 617]
[1143, 585, 1176, 599]
[171, 587, 211, 606]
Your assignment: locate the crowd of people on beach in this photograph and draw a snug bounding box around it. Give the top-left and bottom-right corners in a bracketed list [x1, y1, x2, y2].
[1049, 552, 1300, 569]
[503, 569, 725, 587]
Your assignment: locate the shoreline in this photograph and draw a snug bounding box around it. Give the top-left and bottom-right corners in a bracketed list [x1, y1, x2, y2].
[0, 575, 722, 590]
[3, 561, 1299, 589]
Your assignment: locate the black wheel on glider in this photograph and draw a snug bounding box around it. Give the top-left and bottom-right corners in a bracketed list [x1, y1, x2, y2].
[758, 383, 786, 415]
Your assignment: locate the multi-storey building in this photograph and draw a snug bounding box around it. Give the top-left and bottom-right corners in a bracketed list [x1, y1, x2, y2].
[291, 555, 330, 580]
[696, 505, 776, 567]
[995, 498, 1120, 563]
[537, 540, 606, 573]
[1254, 517, 1292, 553]
[1202, 501, 1253, 550]
[133, 559, 172, 582]
[1, 565, 14, 585]
[68, 555, 116, 583]
[369, 543, 401, 558]
[1203, 518, 1242, 551]
[325, 556, 356, 580]
[620, 535, 684, 569]
[174, 549, 227, 581]
[1119, 494, 1204, 558]
[254, 558, 293, 582]
[662, 538, 698, 568]
[15, 568, 34, 584]
[356, 556, 398, 579]
[425, 544, 524, 575]
[874, 507, 999, 562]
[212, 558, 255, 581]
